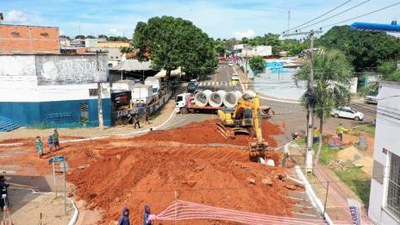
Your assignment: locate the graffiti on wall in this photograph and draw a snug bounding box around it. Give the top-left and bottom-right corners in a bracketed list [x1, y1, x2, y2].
[35, 55, 109, 85]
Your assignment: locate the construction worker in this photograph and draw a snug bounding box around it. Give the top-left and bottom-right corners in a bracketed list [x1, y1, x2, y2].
[35, 136, 43, 158]
[0, 176, 9, 210]
[313, 127, 319, 143]
[133, 114, 141, 129]
[336, 123, 349, 141]
[47, 135, 54, 153]
[143, 204, 153, 225]
[53, 129, 60, 150]
[118, 207, 130, 225]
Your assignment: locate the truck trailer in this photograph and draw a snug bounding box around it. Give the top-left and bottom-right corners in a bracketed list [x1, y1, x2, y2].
[175, 93, 221, 114]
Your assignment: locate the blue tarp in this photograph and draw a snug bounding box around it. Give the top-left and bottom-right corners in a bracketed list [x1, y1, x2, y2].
[350, 22, 400, 33]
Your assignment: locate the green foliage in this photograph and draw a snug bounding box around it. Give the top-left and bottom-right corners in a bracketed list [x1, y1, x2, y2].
[282, 39, 306, 56]
[86, 35, 95, 39]
[240, 33, 282, 55]
[249, 56, 265, 75]
[319, 26, 400, 72]
[317, 143, 340, 165]
[98, 34, 108, 39]
[60, 35, 70, 40]
[214, 38, 235, 57]
[355, 124, 376, 136]
[133, 16, 218, 80]
[108, 36, 129, 42]
[74, 35, 85, 39]
[335, 167, 371, 205]
[378, 60, 400, 82]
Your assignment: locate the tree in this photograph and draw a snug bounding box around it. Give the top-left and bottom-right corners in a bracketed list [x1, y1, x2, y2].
[248, 56, 265, 75]
[378, 60, 400, 82]
[319, 26, 400, 72]
[86, 35, 95, 39]
[98, 34, 108, 39]
[60, 35, 70, 40]
[240, 33, 282, 55]
[282, 39, 306, 56]
[133, 16, 217, 81]
[75, 35, 85, 39]
[294, 49, 353, 165]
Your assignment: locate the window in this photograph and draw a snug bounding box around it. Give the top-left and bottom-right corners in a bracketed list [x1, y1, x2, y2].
[387, 153, 400, 219]
[89, 89, 98, 96]
[80, 103, 89, 124]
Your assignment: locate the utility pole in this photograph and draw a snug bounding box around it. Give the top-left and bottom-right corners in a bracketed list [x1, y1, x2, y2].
[96, 51, 104, 130]
[282, 29, 321, 173]
[287, 11, 291, 32]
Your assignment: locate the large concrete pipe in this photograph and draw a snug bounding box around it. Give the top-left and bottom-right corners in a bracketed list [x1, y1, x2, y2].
[242, 90, 257, 100]
[209, 90, 227, 107]
[223, 91, 241, 108]
[194, 89, 212, 107]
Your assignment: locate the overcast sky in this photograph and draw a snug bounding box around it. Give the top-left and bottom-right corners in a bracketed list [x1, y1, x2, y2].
[1, 0, 399, 39]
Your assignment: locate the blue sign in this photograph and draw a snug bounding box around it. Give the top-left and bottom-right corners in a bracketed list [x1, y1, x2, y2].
[48, 156, 65, 164]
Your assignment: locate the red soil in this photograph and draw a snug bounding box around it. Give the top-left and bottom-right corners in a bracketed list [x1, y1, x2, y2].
[0, 119, 295, 225]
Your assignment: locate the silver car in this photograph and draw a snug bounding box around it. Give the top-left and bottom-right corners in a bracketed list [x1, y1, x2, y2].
[331, 107, 364, 121]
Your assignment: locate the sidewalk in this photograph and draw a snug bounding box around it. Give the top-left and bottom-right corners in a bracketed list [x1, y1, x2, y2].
[0, 98, 177, 142]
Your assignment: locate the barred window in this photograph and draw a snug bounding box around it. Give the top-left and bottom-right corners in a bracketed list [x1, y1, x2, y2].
[387, 153, 400, 219]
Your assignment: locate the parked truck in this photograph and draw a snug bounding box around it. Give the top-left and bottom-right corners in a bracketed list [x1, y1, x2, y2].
[145, 76, 161, 97]
[131, 84, 154, 104]
[175, 93, 221, 114]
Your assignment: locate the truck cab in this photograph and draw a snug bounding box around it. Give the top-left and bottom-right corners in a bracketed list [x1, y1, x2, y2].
[175, 93, 190, 113]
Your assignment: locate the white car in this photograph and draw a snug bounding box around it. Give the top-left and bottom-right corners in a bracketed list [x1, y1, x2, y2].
[365, 95, 378, 104]
[228, 62, 233, 66]
[331, 107, 364, 121]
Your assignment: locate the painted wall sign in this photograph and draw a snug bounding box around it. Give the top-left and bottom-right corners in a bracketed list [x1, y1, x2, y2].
[35, 55, 109, 85]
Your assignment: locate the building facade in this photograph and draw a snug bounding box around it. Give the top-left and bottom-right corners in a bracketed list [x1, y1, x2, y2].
[369, 82, 400, 225]
[0, 24, 59, 54]
[0, 54, 111, 127]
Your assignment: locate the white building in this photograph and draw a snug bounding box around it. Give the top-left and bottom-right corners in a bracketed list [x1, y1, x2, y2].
[0, 54, 111, 127]
[368, 81, 400, 225]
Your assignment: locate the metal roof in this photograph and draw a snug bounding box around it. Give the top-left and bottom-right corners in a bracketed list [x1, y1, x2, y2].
[350, 22, 400, 33]
[111, 59, 152, 71]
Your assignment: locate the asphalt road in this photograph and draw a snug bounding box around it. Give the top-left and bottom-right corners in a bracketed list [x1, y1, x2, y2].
[170, 63, 377, 141]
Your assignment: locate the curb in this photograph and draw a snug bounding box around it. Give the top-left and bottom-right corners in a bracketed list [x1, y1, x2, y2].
[67, 198, 79, 225]
[294, 166, 334, 225]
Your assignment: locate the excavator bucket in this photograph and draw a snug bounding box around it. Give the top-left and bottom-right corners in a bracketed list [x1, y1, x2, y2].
[248, 141, 268, 162]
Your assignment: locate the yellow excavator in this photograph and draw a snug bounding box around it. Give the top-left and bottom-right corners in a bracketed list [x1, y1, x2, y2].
[217, 94, 272, 162]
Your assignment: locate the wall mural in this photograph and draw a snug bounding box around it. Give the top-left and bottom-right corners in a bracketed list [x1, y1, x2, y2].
[35, 54, 108, 85]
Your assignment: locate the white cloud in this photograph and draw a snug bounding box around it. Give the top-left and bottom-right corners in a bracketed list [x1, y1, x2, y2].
[233, 29, 255, 40]
[4, 10, 28, 24]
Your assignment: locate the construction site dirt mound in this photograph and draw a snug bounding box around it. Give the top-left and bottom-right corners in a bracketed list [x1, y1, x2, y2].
[0, 119, 293, 224]
[68, 140, 294, 225]
[138, 119, 282, 147]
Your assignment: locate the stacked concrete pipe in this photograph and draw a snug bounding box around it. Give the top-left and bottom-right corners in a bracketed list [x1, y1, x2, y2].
[209, 90, 227, 107]
[223, 91, 242, 108]
[194, 89, 212, 107]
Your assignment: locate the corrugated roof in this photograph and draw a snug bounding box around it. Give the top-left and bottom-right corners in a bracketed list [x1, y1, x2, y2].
[112, 59, 152, 71]
[350, 22, 400, 33]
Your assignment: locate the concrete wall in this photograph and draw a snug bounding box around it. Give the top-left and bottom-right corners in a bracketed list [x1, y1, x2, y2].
[0, 24, 59, 54]
[368, 82, 400, 225]
[0, 54, 111, 127]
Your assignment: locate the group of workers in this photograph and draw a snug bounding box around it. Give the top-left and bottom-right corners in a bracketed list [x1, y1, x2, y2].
[118, 205, 154, 225]
[35, 130, 60, 158]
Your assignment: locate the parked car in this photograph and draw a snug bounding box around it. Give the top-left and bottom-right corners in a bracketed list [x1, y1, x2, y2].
[228, 62, 233, 66]
[331, 107, 364, 121]
[365, 95, 378, 104]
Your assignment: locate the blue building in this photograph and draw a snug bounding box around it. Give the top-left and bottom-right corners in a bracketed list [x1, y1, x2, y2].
[0, 54, 111, 128]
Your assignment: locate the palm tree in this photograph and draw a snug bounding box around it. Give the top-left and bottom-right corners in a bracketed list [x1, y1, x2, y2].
[295, 49, 354, 165]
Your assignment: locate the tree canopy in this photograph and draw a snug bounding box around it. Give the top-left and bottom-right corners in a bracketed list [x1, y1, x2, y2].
[98, 34, 108, 39]
[133, 16, 217, 79]
[74, 35, 85, 39]
[86, 35, 96, 39]
[241, 33, 282, 55]
[378, 60, 400, 82]
[249, 56, 265, 75]
[319, 26, 400, 72]
[108, 36, 129, 42]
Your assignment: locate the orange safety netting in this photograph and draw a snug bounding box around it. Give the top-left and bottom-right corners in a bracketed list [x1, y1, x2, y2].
[155, 200, 328, 225]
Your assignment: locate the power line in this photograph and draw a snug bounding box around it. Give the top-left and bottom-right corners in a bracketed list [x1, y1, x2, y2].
[319, 1, 400, 29]
[286, 0, 353, 32]
[299, 0, 371, 31]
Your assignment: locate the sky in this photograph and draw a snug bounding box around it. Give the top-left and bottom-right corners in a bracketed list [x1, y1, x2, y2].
[1, 0, 399, 39]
